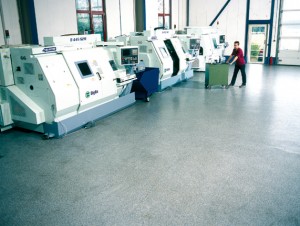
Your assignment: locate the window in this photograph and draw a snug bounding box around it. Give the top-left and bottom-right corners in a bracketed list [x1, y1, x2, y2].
[158, 0, 171, 29]
[76, 0, 106, 41]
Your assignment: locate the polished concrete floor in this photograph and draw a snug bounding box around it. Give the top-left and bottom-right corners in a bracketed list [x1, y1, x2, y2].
[0, 64, 300, 226]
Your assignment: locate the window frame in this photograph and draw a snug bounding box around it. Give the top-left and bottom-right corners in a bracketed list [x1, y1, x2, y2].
[76, 0, 107, 41]
[158, 0, 172, 29]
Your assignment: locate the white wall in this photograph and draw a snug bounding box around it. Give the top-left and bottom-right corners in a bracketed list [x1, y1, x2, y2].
[106, 0, 135, 39]
[189, 0, 247, 56]
[120, 0, 135, 35]
[172, 0, 187, 31]
[145, 0, 158, 30]
[0, 0, 22, 45]
[249, 0, 271, 20]
[34, 0, 77, 45]
[189, 0, 280, 57]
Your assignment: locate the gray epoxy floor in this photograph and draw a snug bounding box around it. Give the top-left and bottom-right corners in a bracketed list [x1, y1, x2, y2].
[0, 64, 300, 226]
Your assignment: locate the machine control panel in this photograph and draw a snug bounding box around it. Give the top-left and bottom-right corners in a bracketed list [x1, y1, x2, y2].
[119, 47, 139, 65]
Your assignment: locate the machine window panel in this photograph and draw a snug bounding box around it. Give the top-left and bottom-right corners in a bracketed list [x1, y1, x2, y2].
[76, 0, 89, 10]
[91, 0, 103, 11]
[75, 61, 94, 78]
[159, 47, 169, 58]
[109, 60, 118, 71]
[77, 13, 91, 34]
[213, 38, 218, 49]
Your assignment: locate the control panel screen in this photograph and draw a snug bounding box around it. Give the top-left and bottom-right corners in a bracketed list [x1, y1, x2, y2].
[219, 35, 225, 44]
[120, 48, 139, 65]
[190, 39, 200, 50]
[75, 61, 93, 78]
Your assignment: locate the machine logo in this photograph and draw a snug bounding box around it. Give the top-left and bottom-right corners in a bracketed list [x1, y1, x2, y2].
[85, 90, 99, 98]
[42, 47, 57, 53]
[70, 37, 87, 42]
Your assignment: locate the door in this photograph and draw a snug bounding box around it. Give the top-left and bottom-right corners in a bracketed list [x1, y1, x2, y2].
[277, 0, 300, 65]
[248, 25, 268, 64]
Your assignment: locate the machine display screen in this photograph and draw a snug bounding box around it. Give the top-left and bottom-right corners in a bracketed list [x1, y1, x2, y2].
[219, 35, 225, 44]
[190, 39, 200, 49]
[120, 48, 139, 65]
[159, 47, 169, 58]
[75, 61, 93, 78]
[122, 49, 131, 57]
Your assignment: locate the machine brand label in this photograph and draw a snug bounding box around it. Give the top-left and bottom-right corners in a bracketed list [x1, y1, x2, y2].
[70, 37, 87, 42]
[85, 90, 99, 98]
[42, 47, 57, 53]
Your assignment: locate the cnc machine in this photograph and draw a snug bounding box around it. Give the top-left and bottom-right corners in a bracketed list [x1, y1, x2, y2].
[0, 35, 136, 138]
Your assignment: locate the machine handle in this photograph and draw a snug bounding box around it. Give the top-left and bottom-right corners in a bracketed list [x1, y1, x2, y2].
[96, 72, 102, 80]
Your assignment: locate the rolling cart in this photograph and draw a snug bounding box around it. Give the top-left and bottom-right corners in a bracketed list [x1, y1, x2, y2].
[131, 67, 159, 102]
[205, 63, 229, 89]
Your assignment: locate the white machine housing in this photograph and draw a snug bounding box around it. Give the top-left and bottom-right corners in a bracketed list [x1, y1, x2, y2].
[130, 32, 173, 81]
[185, 26, 227, 64]
[0, 37, 135, 136]
[177, 34, 206, 71]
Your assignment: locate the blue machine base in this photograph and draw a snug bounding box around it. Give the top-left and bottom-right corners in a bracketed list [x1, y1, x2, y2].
[184, 69, 194, 80]
[159, 73, 182, 91]
[43, 93, 135, 138]
[158, 69, 194, 91]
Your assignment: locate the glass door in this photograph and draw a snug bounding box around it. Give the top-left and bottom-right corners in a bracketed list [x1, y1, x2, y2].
[248, 25, 268, 63]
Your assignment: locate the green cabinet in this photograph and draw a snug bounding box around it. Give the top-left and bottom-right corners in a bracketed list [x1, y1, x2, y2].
[205, 63, 229, 88]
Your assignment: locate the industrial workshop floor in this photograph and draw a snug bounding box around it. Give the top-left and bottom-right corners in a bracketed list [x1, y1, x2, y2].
[1, 64, 300, 226]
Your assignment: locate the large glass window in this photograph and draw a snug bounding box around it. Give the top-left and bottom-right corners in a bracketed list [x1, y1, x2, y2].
[158, 0, 171, 29]
[76, 0, 106, 41]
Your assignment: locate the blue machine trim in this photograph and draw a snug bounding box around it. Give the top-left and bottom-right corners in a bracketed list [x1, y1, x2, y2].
[158, 69, 194, 91]
[209, 0, 231, 26]
[43, 93, 136, 138]
[143, 0, 146, 30]
[187, 0, 190, 26]
[248, 20, 271, 24]
[159, 74, 182, 91]
[244, 0, 251, 63]
[184, 69, 193, 80]
[28, 0, 38, 44]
